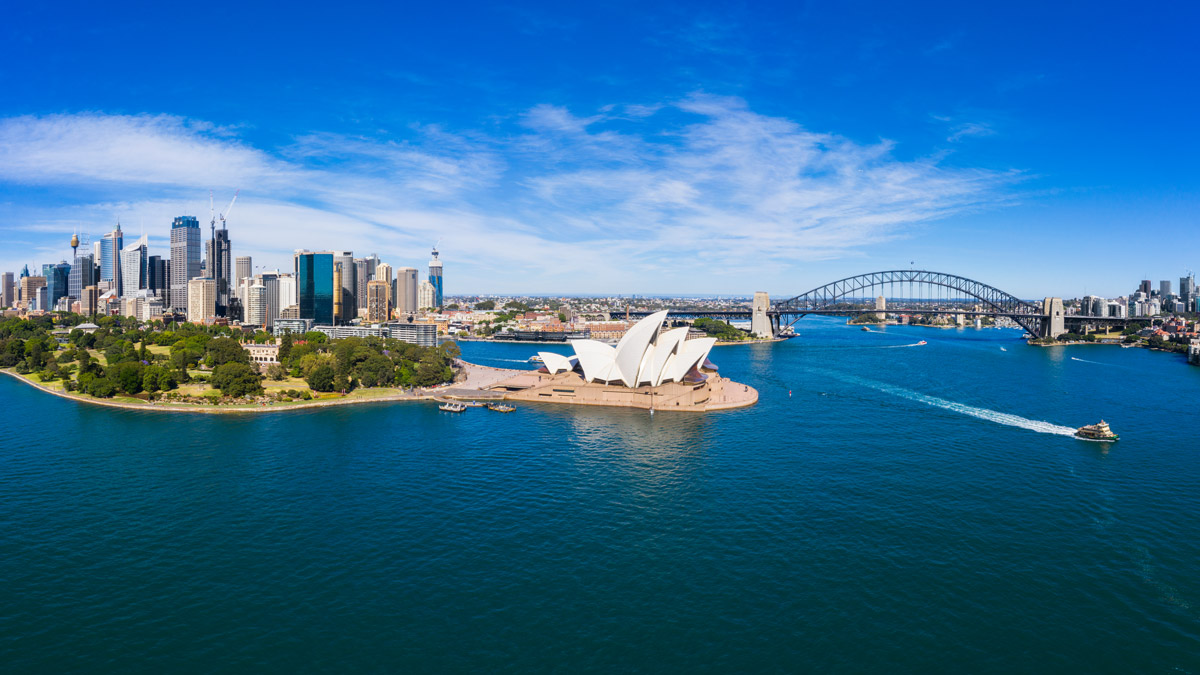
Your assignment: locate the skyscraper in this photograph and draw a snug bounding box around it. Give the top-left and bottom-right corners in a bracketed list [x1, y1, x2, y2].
[367, 280, 389, 323]
[206, 228, 232, 315]
[375, 263, 393, 314]
[1160, 280, 1172, 298]
[333, 261, 345, 323]
[1, 272, 13, 308]
[170, 216, 202, 310]
[42, 262, 71, 311]
[418, 280, 435, 311]
[332, 251, 356, 316]
[428, 247, 443, 309]
[147, 255, 169, 305]
[355, 258, 369, 311]
[394, 267, 418, 315]
[295, 251, 334, 325]
[235, 256, 252, 305]
[100, 222, 123, 295]
[246, 283, 267, 326]
[187, 277, 216, 323]
[120, 235, 148, 296]
[69, 253, 96, 300]
[1140, 279, 1152, 295]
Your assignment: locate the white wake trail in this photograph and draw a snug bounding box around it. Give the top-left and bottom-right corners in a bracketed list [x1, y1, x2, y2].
[824, 371, 1077, 437]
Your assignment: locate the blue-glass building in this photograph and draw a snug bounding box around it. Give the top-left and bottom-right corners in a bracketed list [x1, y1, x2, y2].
[42, 261, 71, 311]
[296, 252, 334, 325]
[428, 247, 443, 309]
[99, 223, 123, 289]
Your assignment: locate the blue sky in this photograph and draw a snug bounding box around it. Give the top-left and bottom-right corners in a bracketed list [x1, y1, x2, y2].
[1, 1, 1196, 298]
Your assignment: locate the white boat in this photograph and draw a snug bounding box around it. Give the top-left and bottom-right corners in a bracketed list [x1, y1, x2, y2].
[528, 355, 544, 363]
[439, 402, 466, 413]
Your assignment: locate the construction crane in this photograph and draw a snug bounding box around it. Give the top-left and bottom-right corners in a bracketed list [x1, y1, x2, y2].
[220, 189, 239, 229]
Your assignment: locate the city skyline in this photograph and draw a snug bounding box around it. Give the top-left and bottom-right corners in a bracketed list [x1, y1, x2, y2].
[1, 2, 1197, 298]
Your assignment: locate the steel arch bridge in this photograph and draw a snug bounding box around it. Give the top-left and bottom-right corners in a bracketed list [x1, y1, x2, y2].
[773, 270, 1045, 336]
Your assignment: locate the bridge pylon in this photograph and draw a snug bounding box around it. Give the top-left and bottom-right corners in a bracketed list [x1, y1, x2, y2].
[1041, 297, 1065, 338]
[751, 292, 772, 338]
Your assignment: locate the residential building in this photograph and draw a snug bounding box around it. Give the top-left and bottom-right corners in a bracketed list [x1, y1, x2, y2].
[170, 216, 202, 310]
[1, 272, 13, 308]
[367, 280, 389, 323]
[246, 282, 267, 326]
[385, 322, 438, 347]
[20, 276, 47, 310]
[394, 267, 418, 315]
[428, 246, 443, 308]
[418, 280, 435, 311]
[187, 277, 217, 323]
[120, 235, 147, 296]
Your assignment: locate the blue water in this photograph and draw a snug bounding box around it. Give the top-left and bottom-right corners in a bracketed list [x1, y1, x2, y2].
[3, 316, 1200, 672]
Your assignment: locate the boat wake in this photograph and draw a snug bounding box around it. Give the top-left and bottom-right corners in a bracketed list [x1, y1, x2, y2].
[823, 370, 1077, 437]
[1070, 357, 1109, 366]
[882, 342, 926, 349]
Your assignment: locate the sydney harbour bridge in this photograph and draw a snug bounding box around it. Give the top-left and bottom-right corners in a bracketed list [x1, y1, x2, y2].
[627, 270, 1132, 339]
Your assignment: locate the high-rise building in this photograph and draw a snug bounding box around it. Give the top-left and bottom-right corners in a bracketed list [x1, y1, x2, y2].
[295, 251, 334, 325]
[234, 256, 253, 307]
[21, 276, 47, 310]
[1181, 275, 1197, 311]
[1139, 280, 1152, 295]
[246, 283, 267, 326]
[170, 216, 202, 310]
[418, 280, 435, 311]
[69, 253, 96, 300]
[355, 258, 369, 311]
[120, 235, 148, 296]
[187, 277, 216, 324]
[100, 222, 123, 295]
[332, 251, 356, 316]
[375, 263, 393, 313]
[42, 262, 71, 311]
[147, 255, 169, 305]
[206, 228, 232, 316]
[394, 267, 418, 315]
[81, 285, 99, 317]
[428, 247, 443, 309]
[1160, 280, 1172, 298]
[1, 272, 13, 308]
[366, 280, 389, 323]
[274, 273, 295, 328]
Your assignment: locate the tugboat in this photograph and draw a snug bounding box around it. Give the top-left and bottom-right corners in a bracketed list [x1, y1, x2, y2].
[439, 402, 467, 413]
[1076, 420, 1119, 441]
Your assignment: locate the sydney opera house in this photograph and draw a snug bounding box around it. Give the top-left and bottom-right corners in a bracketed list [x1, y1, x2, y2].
[536, 310, 717, 387]
[493, 311, 756, 411]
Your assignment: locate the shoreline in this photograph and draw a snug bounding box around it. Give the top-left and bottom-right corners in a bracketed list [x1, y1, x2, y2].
[0, 368, 442, 414]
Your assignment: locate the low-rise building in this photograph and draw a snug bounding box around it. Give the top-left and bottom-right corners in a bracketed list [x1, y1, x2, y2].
[243, 342, 280, 371]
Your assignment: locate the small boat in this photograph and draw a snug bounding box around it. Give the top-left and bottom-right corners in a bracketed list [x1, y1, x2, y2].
[462, 400, 487, 407]
[1075, 420, 1119, 441]
[528, 355, 544, 363]
[1000, 347, 1007, 352]
[916, 340, 927, 345]
[439, 402, 467, 413]
[487, 403, 515, 413]
[861, 327, 871, 332]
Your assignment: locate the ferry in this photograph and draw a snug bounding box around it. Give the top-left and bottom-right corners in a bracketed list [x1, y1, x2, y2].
[439, 402, 467, 413]
[1075, 420, 1119, 441]
[487, 403, 516, 413]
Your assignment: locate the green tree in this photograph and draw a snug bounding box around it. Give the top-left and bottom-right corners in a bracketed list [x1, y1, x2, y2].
[266, 363, 288, 381]
[302, 331, 328, 345]
[211, 362, 264, 397]
[278, 331, 293, 362]
[357, 353, 395, 387]
[112, 361, 144, 395]
[474, 300, 495, 310]
[306, 363, 336, 392]
[87, 376, 118, 398]
[205, 337, 249, 368]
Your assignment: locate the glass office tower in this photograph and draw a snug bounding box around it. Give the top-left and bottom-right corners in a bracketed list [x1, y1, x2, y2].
[296, 251, 334, 325]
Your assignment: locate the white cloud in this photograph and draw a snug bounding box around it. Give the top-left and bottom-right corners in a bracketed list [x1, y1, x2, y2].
[0, 97, 1019, 293]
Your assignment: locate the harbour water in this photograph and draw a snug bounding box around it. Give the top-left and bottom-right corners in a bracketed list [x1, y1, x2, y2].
[3, 316, 1200, 672]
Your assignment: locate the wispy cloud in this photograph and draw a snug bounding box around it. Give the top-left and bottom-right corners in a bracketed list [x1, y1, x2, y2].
[0, 96, 1020, 292]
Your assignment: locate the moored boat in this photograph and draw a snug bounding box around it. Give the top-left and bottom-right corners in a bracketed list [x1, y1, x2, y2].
[1075, 420, 1118, 441]
[439, 402, 467, 413]
[487, 403, 515, 413]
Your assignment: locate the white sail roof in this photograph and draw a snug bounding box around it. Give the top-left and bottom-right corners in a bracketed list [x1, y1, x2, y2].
[564, 312, 716, 388]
